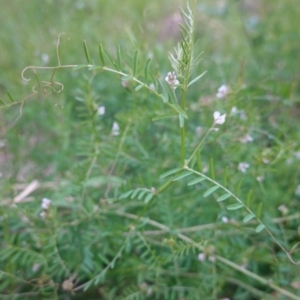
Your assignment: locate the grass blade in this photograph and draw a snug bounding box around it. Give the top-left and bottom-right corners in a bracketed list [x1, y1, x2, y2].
[83, 40, 91, 64]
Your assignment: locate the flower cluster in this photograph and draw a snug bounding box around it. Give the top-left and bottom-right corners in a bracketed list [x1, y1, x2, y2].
[238, 162, 250, 173]
[165, 71, 179, 89]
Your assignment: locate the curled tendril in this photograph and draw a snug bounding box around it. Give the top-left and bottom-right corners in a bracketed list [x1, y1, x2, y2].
[32, 81, 64, 95]
[21, 32, 69, 97]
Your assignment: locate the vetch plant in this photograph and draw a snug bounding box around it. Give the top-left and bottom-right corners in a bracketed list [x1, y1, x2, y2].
[1, 2, 300, 300]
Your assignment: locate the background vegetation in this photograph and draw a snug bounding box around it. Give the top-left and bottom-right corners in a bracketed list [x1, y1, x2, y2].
[1, 0, 300, 299]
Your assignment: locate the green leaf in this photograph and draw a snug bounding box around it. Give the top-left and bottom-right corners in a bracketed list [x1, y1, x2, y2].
[137, 189, 148, 200]
[159, 79, 169, 103]
[144, 193, 153, 203]
[104, 50, 117, 68]
[0, 98, 5, 105]
[131, 189, 141, 199]
[222, 166, 228, 186]
[83, 40, 91, 64]
[209, 158, 215, 180]
[160, 167, 182, 178]
[187, 177, 206, 186]
[172, 171, 193, 181]
[171, 104, 188, 119]
[255, 224, 265, 233]
[226, 203, 244, 210]
[88, 65, 103, 70]
[256, 202, 263, 219]
[7, 91, 15, 102]
[179, 114, 184, 128]
[98, 44, 105, 65]
[72, 65, 88, 71]
[203, 186, 219, 197]
[187, 71, 207, 87]
[116, 45, 122, 70]
[246, 190, 253, 207]
[217, 193, 231, 202]
[152, 113, 177, 121]
[133, 50, 138, 77]
[144, 58, 151, 83]
[135, 84, 144, 91]
[119, 190, 133, 199]
[243, 213, 255, 223]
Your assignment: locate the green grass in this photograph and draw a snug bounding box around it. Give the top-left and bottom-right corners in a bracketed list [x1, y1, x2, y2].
[1, 0, 300, 299]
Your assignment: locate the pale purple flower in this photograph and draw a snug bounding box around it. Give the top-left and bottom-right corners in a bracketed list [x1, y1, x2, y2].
[216, 84, 229, 99]
[213, 111, 226, 125]
[165, 71, 179, 89]
[41, 198, 51, 210]
[238, 162, 250, 173]
[198, 253, 206, 262]
[111, 122, 120, 136]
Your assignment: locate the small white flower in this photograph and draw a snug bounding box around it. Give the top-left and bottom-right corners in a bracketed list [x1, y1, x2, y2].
[111, 122, 120, 136]
[41, 198, 51, 210]
[198, 253, 206, 262]
[222, 216, 229, 223]
[238, 162, 250, 173]
[230, 106, 238, 115]
[256, 176, 264, 182]
[213, 111, 226, 125]
[97, 106, 105, 116]
[165, 71, 179, 89]
[216, 84, 229, 99]
[295, 185, 300, 196]
[239, 134, 254, 144]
